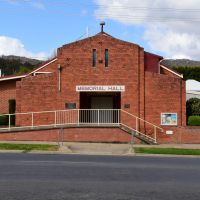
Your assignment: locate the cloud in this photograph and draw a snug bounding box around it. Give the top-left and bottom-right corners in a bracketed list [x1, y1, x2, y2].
[0, 36, 48, 60]
[95, 0, 200, 59]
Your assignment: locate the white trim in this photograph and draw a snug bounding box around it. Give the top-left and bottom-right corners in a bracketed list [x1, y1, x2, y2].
[0, 75, 26, 82]
[29, 58, 57, 75]
[160, 65, 183, 78]
[0, 58, 57, 82]
[33, 72, 52, 76]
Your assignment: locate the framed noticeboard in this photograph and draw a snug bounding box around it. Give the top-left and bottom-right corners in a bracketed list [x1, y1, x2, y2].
[161, 113, 178, 126]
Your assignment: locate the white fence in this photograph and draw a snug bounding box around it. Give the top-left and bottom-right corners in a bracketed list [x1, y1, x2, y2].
[0, 109, 163, 143]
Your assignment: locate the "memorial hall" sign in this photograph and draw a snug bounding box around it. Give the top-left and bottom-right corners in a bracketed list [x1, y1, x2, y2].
[76, 85, 125, 92]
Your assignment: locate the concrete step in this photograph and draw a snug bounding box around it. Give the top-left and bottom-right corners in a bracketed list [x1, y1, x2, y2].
[120, 125, 156, 145]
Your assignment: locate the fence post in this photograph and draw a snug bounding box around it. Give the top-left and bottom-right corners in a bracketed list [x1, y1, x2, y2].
[98, 109, 99, 126]
[118, 109, 120, 125]
[8, 114, 11, 130]
[154, 126, 157, 143]
[78, 109, 79, 126]
[136, 117, 138, 132]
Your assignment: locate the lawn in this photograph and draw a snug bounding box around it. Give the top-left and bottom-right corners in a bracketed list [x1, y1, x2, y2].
[0, 143, 58, 152]
[134, 147, 200, 156]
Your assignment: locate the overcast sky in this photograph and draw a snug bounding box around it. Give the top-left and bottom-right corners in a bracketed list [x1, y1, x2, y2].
[0, 0, 200, 60]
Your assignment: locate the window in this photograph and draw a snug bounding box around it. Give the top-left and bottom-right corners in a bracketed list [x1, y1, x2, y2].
[92, 49, 96, 67]
[105, 49, 108, 67]
[65, 103, 76, 109]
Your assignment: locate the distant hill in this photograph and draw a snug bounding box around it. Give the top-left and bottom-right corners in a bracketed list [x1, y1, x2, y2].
[161, 59, 200, 68]
[0, 55, 44, 76]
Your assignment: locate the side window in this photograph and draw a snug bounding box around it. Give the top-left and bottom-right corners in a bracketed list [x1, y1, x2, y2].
[92, 49, 96, 67]
[105, 49, 108, 67]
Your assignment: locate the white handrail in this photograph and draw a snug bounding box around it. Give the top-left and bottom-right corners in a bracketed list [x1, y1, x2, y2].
[0, 109, 163, 143]
[121, 109, 163, 131]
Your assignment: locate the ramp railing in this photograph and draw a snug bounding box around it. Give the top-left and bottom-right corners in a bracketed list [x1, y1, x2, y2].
[0, 109, 163, 143]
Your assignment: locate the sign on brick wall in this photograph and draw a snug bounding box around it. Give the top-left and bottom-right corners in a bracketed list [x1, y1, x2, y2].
[76, 85, 125, 92]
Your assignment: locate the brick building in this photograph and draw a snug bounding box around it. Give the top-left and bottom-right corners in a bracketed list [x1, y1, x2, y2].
[0, 24, 199, 144]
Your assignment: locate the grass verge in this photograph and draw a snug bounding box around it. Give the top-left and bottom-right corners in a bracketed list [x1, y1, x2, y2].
[134, 147, 200, 156]
[0, 143, 58, 152]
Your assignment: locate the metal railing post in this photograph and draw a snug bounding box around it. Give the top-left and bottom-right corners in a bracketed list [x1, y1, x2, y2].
[98, 109, 99, 126]
[118, 109, 120, 124]
[78, 109, 79, 126]
[8, 114, 11, 130]
[136, 117, 138, 132]
[154, 126, 157, 143]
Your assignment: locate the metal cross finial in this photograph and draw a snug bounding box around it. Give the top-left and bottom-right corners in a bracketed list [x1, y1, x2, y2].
[100, 21, 105, 33]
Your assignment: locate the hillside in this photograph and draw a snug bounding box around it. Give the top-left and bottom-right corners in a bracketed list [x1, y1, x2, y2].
[0, 55, 43, 76]
[161, 59, 200, 68]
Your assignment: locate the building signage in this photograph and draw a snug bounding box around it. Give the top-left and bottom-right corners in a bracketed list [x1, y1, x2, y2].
[76, 85, 125, 92]
[161, 113, 178, 126]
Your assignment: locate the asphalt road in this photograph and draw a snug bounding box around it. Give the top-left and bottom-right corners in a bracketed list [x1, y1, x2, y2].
[0, 153, 200, 200]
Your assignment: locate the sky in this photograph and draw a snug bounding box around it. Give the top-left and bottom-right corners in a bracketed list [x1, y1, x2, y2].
[0, 0, 200, 60]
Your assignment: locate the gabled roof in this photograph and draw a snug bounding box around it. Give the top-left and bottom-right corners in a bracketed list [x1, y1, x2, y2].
[0, 74, 26, 82]
[0, 57, 57, 82]
[60, 31, 141, 49]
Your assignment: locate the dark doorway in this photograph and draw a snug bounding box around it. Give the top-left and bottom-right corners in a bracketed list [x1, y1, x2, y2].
[79, 92, 121, 124]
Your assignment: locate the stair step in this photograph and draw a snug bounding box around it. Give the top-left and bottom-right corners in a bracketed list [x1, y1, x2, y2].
[120, 125, 156, 145]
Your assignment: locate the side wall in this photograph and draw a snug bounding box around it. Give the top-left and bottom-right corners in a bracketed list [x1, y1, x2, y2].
[0, 80, 16, 114]
[145, 71, 186, 136]
[16, 73, 58, 113]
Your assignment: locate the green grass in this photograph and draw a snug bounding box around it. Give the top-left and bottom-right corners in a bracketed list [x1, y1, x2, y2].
[0, 143, 58, 152]
[134, 147, 200, 156]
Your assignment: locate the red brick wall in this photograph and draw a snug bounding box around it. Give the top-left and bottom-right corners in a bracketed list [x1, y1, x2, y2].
[145, 72, 186, 133]
[16, 73, 58, 113]
[0, 127, 199, 144]
[16, 33, 145, 118]
[144, 52, 162, 73]
[0, 80, 16, 114]
[0, 128, 132, 143]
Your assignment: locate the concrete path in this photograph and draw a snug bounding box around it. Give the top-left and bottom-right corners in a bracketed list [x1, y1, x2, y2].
[0, 141, 200, 155]
[60, 142, 133, 155]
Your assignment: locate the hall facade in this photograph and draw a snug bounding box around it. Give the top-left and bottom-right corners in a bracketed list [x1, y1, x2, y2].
[1, 25, 196, 144]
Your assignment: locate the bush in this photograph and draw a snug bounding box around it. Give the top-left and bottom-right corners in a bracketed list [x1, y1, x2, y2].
[188, 116, 200, 126]
[186, 98, 200, 120]
[0, 115, 9, 126]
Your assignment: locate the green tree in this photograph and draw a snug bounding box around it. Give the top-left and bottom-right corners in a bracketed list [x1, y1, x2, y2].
[16, 66, 31, 75]
[172, 66, 200, 82]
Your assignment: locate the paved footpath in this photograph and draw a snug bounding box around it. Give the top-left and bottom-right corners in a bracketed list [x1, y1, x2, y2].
[0, 153, 200, 200]
[1, 141, 200, 155]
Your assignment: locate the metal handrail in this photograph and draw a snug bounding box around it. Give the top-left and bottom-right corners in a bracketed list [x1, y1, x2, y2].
[0, 109, 163, 143]
[121, 109, 163, 131]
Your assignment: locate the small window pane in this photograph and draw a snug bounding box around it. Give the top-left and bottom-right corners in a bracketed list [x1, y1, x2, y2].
[105, 49, 108, 67]
[65, 103, 76, 109]
[92, 49, 96, 67]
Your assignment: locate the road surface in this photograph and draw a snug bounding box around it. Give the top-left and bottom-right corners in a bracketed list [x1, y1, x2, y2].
[0, 153, 200, 200]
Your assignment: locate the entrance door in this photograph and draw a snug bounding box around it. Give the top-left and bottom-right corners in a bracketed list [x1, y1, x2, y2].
[91, 96, 113, 123]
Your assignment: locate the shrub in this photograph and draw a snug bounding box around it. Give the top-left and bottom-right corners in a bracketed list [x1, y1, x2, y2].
[186, 98, 200, 120]
[188, 116, 200, 126]
[0, 115, 9, 126]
